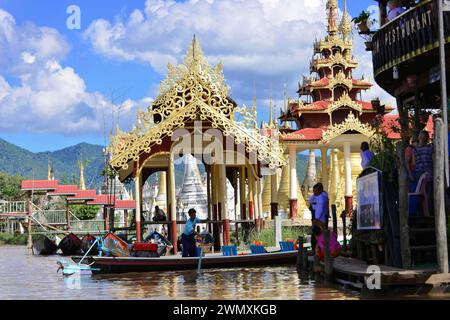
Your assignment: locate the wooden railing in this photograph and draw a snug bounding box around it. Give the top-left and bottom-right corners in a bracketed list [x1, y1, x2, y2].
[0, 201, 27, 214]
[70, 220, 105, 232]
[372, 0, 449, 76]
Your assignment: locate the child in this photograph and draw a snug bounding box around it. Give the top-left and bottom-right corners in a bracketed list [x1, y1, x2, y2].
[313, 226, 342, 261]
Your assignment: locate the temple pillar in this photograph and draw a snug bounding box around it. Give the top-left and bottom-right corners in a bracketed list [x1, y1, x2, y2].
[168, 155, 177, 254]
[219, 164, 230, 246]
[248, 167, 254, 222]
[239, 166, 247, 221]
[270, 171, 278, 219]
[307, 149, 317, 192]
[289, 145, 298, 219]
[321, 147, 329, 190]
[134, 170, 142, 243]
[343, 142, 353, 216]
[206, 167, 212, 233]
[257, 176, 263, 230]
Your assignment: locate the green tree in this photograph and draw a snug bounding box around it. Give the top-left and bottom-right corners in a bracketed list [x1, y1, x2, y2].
[0, 172, 25, 200]
[70, 205, 99, 220]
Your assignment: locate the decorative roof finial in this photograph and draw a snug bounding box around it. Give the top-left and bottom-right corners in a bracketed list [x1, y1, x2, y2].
[339, 0, 352, 41]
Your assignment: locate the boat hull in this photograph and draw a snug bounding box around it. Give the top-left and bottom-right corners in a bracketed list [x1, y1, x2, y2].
[32, 236, 57, 255]
[90, 251, 298, 274]
[58, 233, 82, 255]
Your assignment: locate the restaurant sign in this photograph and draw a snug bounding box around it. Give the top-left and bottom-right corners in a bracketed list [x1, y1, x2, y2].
[372, 1, 445, 76]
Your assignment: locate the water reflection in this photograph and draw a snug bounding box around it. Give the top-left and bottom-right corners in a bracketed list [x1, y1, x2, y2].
[1, 246, 447, 300]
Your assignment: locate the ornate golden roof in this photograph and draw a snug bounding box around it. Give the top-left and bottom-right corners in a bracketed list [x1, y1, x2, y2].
[322, 112, 375, 142]
[109, 37, 286, 170]
[327, 92, 363, 115]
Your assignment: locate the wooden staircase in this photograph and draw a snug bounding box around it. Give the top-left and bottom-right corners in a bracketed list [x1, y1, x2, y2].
[409, 216, 437, 266]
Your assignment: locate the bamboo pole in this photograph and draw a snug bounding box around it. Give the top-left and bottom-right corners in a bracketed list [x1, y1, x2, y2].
[433, 118, 449, 273]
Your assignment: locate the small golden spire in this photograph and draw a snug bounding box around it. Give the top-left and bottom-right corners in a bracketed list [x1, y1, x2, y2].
[47, 159, 54, 181]
[79, 161, 86, 191]
[282, 84, 291, 129]
[268, 96, 274, 128]
[339, 0, 352, 41]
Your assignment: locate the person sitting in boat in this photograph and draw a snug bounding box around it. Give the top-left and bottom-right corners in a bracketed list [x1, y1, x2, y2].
[152, 206, 167, 222]
[181, 208, 201, 257]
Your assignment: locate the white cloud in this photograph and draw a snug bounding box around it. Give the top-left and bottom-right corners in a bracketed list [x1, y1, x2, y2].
[83, 0, 396, 118]
[0, 9, 144, 135]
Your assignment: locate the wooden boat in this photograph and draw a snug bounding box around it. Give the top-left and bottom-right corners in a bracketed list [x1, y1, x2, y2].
[58, 233, 82, 255]
[86, 250, 298, 274]
[81, 234, 98, 255]
[32, 236, 57, 255]
[102, 232, 130, 257]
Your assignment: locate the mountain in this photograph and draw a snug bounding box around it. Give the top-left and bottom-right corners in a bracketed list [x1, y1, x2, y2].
[0, 137, 310, 191]
[0, 138, 105, 190]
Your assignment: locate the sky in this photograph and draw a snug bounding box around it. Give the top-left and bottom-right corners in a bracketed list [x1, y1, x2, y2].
[0, 0, 392, 152]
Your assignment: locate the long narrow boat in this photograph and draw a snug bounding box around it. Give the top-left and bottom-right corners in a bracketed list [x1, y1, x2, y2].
[87, 251, 298, 274]
[58, 233, 82, 255]
[32, 236, 57, 255]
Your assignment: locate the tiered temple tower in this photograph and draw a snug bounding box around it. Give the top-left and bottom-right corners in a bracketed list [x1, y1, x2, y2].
[278, 0, 392, 216]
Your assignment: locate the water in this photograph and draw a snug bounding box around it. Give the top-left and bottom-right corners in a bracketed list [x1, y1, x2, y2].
[2, 246, 449, 300]
[0, 246, 359, 300]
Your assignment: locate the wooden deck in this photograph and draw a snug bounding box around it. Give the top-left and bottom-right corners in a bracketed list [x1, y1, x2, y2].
[316, 256, 450, 289]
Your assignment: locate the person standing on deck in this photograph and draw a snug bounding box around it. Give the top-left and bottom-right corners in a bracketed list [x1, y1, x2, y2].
[309, 183, 329, 251]
[413, 130, 434, 214]
[360, 142, 375, 170]
[181, 208, 201, 257]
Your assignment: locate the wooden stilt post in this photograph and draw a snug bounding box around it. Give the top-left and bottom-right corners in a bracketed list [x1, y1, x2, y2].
[433, 118, 449, 273]
[296, 236, 304, 269]
[341, 211, 347, 253]
[66, 199, 71, 230]
[331, 204, 337, 235]
[323, 229, 333, 281]
[27, 191, 32, 250]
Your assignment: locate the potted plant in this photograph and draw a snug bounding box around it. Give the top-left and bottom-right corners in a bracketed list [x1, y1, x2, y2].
[352, 10, 375, 33]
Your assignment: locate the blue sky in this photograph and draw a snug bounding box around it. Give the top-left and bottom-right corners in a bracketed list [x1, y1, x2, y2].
[0, 0, 389, 152]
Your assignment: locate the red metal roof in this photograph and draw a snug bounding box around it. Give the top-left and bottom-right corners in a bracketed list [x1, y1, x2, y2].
[381, 115, 434, 140]
[114, 200, 136, 210]
[67, 190, 97, 201]
[47, 185, 78, 196]
[282, 128, 324, 141]
[21, 180, 59, 191]
[87, 195, 116, 206]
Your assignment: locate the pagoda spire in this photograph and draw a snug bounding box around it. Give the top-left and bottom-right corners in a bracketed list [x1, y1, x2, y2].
[339, 0, 352, 41]
[47, 159, 54, 181]
[282, 83, 290, 129]
[268, 96, 274, 128]
[79, 161, 86, 190]
[326, 0, 338, 36]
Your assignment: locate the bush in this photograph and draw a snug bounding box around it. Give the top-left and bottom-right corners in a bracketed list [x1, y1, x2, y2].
[70, 205, 99, 220]
[0, 233, 28, 246]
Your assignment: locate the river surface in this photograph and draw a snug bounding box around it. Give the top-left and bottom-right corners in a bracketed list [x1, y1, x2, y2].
[1, 246, 449, 300]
